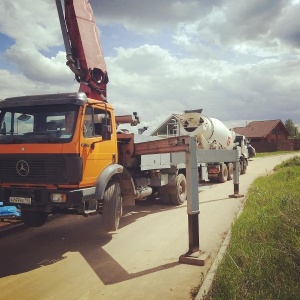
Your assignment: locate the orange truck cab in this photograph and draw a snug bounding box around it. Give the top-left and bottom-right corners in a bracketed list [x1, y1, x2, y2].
[0, 92, 132, 231]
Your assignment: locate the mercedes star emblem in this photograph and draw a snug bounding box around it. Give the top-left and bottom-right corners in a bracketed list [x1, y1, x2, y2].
[16, 160, 30, 176]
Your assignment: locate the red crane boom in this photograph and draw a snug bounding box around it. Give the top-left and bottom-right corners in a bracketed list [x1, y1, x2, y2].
[56, 0, 108, 101]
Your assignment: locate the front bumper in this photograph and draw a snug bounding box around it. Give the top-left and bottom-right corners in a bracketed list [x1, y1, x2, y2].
[0, 186, 96, 214]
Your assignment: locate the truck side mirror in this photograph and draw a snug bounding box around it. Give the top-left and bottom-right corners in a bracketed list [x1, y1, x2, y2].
[102, 123, 111, 140]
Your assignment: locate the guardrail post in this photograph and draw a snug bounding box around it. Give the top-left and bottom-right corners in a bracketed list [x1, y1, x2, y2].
[229, 149, 244, 198]
[179, 137, 209, 266]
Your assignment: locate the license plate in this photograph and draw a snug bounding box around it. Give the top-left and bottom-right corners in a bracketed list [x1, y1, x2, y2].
[9, 197, 32, 204]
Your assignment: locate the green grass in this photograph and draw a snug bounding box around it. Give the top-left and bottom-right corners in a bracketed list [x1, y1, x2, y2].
[209, 155, 300, 300]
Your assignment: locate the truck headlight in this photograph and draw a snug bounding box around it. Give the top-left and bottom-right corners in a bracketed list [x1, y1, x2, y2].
[51, 193, 67, 203]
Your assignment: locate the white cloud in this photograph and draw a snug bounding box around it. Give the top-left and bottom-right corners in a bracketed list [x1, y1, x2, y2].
[5, 45, 74, 84]
[0, 0, 61, 50]
[105, 43, 300, 132]
[90, 0, 223, 32]
[0, 69, 78, 99]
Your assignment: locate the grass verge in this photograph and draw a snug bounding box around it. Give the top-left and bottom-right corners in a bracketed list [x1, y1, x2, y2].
[209, 156, 300, 299]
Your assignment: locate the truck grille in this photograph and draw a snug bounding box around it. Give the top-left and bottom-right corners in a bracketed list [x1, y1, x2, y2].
[0, 154, 82, 184]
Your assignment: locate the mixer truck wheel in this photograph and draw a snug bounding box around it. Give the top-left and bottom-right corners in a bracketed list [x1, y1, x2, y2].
[241, 159, 247, 174]
[227, 163, 234, 180]
[169, 174, 187, 205]
[21, 210, 48, 227]
[102, 182, 122, 232]
[218, 164, 228, 183]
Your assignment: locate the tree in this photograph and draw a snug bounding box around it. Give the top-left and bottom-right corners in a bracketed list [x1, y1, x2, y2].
[285, 119, 299, 137]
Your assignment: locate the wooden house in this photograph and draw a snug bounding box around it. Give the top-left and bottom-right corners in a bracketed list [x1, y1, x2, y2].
[233, 120, 293, 152]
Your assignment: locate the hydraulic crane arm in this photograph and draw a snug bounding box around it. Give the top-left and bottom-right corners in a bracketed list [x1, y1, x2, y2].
[56, 0, 108, 101]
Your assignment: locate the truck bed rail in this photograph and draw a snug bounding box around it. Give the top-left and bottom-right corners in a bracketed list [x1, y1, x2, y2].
[134, 136, 191, 155]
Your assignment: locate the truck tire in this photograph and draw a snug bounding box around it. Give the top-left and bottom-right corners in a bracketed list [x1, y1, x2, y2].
[218, 164, 228, 183]
[241, 160, 247, 174]
[158, 186, 171, 204]
[21, 210, 48, 227]
[102, 182, 122, 232]
[169, 174, 187, 205]
[227, 163, 234, 180]
[238, 161, 242, 175]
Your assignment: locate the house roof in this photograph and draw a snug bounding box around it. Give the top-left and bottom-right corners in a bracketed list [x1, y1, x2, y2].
[150, 114, 182, 136]
[233, 119, 289, 138]
[232, 126, 244, 133]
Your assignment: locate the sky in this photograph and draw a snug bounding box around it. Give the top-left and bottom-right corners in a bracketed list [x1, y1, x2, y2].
[0, 0, 299, 134]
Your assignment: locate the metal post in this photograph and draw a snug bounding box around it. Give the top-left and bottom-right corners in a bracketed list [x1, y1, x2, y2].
[186, 136, 200, 252]
[188, 215, 199, 253]
[179, 137, 208, 266]
[229, 149, 244, 198]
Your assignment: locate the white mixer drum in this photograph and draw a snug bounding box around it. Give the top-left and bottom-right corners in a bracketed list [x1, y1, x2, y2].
[181, 113, 235, 150]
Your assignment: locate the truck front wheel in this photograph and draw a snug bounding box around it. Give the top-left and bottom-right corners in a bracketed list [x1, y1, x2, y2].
[241, 160, 247, 174]
[218, 164, 228, 183]
[227, 163, 234, 180]
[169, 174, 187, 205]
[21, 210, 48, 227]
[102, 182, 122, 232]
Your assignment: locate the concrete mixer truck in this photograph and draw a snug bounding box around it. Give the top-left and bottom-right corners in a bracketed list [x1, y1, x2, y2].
[151, 109, 249, 183]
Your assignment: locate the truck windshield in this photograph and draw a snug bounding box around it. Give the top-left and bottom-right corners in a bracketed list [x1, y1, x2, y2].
[0, 104, 79, 144]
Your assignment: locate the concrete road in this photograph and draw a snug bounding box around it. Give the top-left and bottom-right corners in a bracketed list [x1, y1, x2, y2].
[0, 154, 298, 300]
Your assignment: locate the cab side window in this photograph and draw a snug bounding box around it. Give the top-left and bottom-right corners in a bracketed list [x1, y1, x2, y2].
[83, 107, 94, 138]
[83, 107, 111, 138]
